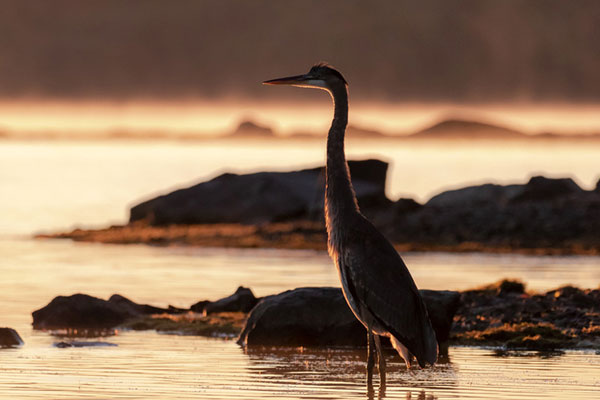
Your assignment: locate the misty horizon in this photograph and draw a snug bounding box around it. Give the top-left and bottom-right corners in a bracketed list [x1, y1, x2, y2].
[3, 100, 600, 140]
[3, 0, 600, 103]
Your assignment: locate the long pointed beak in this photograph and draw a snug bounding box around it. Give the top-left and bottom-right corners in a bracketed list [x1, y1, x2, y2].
[263, 74, 311, 86]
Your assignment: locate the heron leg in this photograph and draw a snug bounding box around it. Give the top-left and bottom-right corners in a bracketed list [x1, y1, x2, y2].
[373, 334, 386, 387]
[367, 330, 376, 387]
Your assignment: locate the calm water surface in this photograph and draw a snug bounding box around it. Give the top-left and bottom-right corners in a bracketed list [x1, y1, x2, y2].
[1, 140, 600, 399]
[1, 139, 599, 235]
[1, 239, 600, 400]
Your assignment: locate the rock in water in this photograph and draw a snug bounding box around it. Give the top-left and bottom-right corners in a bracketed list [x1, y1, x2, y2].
[419, 290, 461, 344]
[108, 294, 180, 315]
[237, 287, 460, 348]
[129, 159, 389, 225]
[54, 341, 118, 348]
[32, 293, 175, 330]
[237, 287, 365, 346]
[0, 328, 24, 347]
[192, 286, 259, 314]
[32, 294, 132, 330]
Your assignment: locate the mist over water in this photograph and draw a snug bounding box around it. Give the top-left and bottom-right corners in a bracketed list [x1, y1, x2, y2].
[3, 101, 600, 138]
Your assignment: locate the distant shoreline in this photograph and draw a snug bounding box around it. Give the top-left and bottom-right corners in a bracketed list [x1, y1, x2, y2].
[36, 158, 600, 257]
[37, 221, 600, 256]
[5, 134, 600, 143]
[4, 117, 600, 142]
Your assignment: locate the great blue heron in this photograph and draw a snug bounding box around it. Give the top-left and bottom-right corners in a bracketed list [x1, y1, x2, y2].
[264, 63, 438, 385]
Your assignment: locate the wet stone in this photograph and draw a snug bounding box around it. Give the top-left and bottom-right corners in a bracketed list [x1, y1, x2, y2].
[0, 328, 24, 347]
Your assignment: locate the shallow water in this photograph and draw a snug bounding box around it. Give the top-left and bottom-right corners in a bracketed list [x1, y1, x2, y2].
[2, 336, 600, 400]
[1, 239, 600, 399]
[1, 140, 599, 235]
[1, 140, 600, 399]
[3, 239, 600, 332]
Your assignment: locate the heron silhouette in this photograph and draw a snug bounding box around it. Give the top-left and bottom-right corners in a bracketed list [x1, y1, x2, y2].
[264, 63, 438, 386]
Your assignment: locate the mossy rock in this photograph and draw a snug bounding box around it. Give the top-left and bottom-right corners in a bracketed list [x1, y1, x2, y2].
[506, 334, 569, 350]
[120, 312, 246, 338]
[454, 322, 573, 349]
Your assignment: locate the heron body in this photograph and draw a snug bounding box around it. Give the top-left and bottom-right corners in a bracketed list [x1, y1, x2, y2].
[264, 63, 438, 384]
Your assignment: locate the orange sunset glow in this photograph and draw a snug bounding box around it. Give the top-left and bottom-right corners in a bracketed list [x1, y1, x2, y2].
[3, 100, 600, 137]
[1, 2, 600, 400]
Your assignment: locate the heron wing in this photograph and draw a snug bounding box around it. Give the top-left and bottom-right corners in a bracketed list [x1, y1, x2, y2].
[340, 215, 438, 366]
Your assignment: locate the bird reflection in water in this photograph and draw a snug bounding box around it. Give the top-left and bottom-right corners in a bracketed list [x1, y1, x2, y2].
[405, 390, 437, 400]
[369, 387, 438, 400]
[243, 346, 451, 399]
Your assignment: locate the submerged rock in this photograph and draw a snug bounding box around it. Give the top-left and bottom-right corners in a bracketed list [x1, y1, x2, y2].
[0, 328, 24, 347]
[54, 341, 118, 348]
[237, 287, 460, 348]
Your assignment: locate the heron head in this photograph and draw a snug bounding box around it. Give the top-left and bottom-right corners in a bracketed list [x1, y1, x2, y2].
[263, 63, 347, 92]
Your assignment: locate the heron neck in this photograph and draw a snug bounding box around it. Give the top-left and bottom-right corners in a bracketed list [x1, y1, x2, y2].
[325, 84, 359, 235]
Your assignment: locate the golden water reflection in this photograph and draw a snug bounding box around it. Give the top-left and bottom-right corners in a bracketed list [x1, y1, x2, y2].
[1, 238, 599, 399]
[1, 133, 600, 398]
[244, 346, 452, 399]
[2, 334, 597, 400]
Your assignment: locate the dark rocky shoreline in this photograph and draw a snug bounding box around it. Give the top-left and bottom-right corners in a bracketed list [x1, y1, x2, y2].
[453, 281, 600, 350]
[29, 280, 600, 351]
[29, 160, 600, 350]
[39, 159, 600, 255]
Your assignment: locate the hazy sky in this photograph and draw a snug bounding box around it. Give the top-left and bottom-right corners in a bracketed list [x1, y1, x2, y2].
[2, 0, 600, 103]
